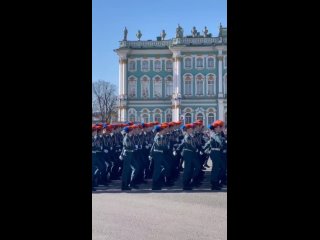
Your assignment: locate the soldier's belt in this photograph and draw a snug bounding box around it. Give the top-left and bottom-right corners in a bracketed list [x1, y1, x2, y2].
[211, 148, 221, 151]
[124, 150, 134, 153]
[184, 149, 194, 152]
[153, 149, 163, 153]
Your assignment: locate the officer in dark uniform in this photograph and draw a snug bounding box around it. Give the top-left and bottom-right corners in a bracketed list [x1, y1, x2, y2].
[145, 122, 156, 179]
[93, 124, 109, 186]
[92, 125, 99, 191]
[113, 124, 124, 178]
[130, 125, 142, 188]
[203, 120, 224, 190]
[219, 125, 227, 186]
[149, 125, 168, 190]
[175, 123, 197, 190]
[119, 126, 134, 190]
[192, 120, 205, 186]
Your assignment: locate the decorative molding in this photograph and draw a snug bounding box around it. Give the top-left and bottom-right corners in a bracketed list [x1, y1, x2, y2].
[217, 55, 224, 61]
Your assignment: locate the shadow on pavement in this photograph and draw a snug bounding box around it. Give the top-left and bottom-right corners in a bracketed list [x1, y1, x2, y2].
[92, 189, 227, 194]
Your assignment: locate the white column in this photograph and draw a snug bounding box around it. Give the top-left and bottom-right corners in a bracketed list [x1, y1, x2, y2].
[118, 58, 123, 122]
[218, 55, 223, 98]
[118, 57, 127, 122]
[218, 99, 224, 121]
[172, 53, 182, 122]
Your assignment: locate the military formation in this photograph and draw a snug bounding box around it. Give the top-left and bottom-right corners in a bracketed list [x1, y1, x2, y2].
[92, 119, 227, 191]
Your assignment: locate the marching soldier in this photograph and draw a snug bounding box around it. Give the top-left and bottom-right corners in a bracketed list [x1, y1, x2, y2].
[149, 125, 169, 190]
[93, 124, 109, 186]
[219, 125, 227, 186]
[174, 124, 198, 190]
[119, 126, 134, 191]
[203, 120, 224, 190]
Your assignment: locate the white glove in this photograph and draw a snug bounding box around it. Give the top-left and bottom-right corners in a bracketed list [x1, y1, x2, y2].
[110, 147, 113, 150]
[119, 155, 123, 160]
[135, 145, 138, 149]
[200, 151, 203, 155]
[104, 149, 108, 153]
[148, 156, 152, 160]
[173, 151, 177, 156]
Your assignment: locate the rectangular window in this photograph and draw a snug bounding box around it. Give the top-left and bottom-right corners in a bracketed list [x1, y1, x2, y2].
[208, 80, 214, 95]
[185, 81, 192, 95]
[142, 60, 149, 71]
[197, 81, 203, 95]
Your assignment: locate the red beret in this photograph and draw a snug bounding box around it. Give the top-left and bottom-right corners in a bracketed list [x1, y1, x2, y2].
[168, 122, 175, 127]
[215, 120, 224, 127]
[185, 123, 195, 129]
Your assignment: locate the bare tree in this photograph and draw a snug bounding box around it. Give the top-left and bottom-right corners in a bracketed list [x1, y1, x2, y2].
[92, 80, 118, 123]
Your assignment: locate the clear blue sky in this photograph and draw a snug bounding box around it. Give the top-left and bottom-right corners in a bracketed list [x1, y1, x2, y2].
[92, 0, 227, 89]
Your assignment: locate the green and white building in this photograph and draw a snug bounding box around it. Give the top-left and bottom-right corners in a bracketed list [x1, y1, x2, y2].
[114, 24, 227, 126]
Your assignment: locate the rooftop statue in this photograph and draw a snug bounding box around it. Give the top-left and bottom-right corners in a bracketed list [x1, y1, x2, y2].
[160, 30, 166, 40]
[191, 26, 197, 37]
[123, 27, 128, 41]
[203, 26, 208, 37]
[176, 24, 183, 38]
[136, 30, 142, 41]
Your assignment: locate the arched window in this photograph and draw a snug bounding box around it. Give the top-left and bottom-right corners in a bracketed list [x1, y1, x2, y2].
[154, 114, 161, 122]
[129, 114, 135, 122]
[142, 60, 149, 71]
[128, 76, 137, 98]
[207, 57, 215, 69]
[128, 60, 136, 71]
[196, 74, 204, 95]
[154, 60, 162, 72]
[142, 114, 149, 123]
[141, 76, 150, 98]
[153, 76, 162, 98]
[196, 113, 204, 121]
[196, 58, 203, 68]
[166, 60, 172, 71]
[185, 113, 192, 124]
[166, 113, 172, 122]
[166, 76, 173, 97]
[207, 74, 215, 96]
[184, 74, 192, 96]
[184, 58, 192, 69]
[208, 113, 215, 125]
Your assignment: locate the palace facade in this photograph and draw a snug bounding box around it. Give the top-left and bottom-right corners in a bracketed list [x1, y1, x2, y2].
[115, 24, 227, 126]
